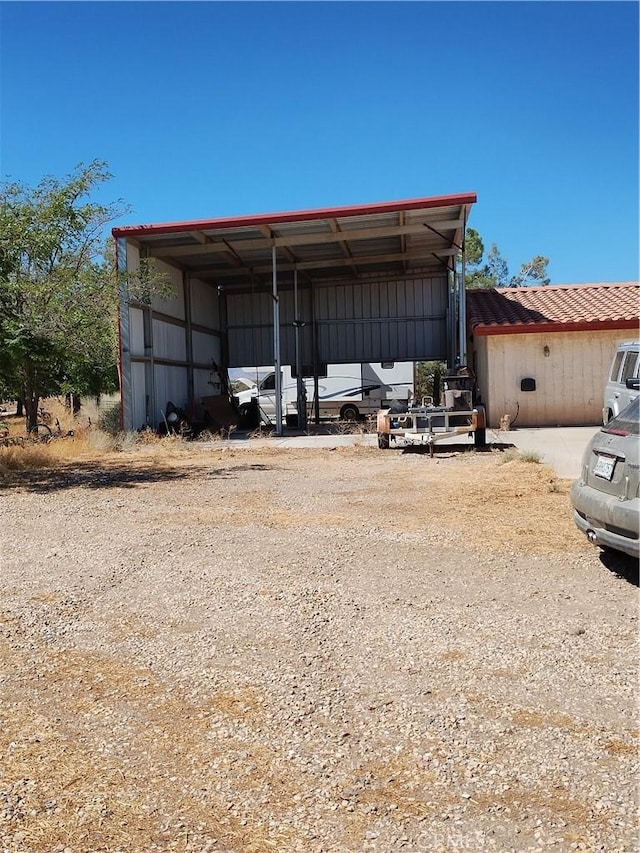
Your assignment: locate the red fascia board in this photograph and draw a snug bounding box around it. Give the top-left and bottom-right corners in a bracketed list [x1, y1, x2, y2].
[111, 192, 477, 239]
[471, 319, 640, 336]
[490, 282, 638, 293]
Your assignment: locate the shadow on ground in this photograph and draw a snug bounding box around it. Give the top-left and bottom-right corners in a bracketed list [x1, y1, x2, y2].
[400, 442, 517, 457]
[0, 461, 275, 494]
[599, 549, 639, 587]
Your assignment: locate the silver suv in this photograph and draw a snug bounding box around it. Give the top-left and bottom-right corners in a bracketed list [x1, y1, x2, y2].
[603, 340, 639, 424]
[572, 396, 640, 559]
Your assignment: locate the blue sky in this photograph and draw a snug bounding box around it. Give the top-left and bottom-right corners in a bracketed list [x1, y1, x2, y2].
[1, 1, 638, 284]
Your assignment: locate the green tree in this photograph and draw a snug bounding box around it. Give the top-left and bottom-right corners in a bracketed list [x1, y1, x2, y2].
[485, 243, 510, 287]
[0, 161, 127, 431]
[464, 227, 550, 290]
[464, 227, 484, 268]
[414, 360, 445, 405]
[510, 255, 551, 287]
[464, 228, 496, 289]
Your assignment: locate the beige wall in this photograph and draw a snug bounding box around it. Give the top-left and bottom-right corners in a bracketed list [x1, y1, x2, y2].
[472, 329, 633, 428]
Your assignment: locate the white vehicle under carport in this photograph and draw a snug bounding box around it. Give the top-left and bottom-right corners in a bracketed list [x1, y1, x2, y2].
[376, 368, 487, 456]
[235, 363, 413, 426]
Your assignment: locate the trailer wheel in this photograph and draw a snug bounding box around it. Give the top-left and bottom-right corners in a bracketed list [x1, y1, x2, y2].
[238, 402, 260, 429]
[340, 404, 360, 421]
[377, 432, 390, 449]
[474, 427, 487, 448]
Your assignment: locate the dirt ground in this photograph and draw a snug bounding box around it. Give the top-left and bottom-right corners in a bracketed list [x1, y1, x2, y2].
[0, 442, 638, 853]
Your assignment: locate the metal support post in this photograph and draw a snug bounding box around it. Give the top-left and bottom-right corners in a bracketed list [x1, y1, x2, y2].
[458, 214, 467, 366]
[272, 245, 283, 435]
[116, 238, 132, 431]
[293, 268, 307, 430]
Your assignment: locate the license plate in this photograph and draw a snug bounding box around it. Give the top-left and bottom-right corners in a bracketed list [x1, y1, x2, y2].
[593, 453, 616, 480]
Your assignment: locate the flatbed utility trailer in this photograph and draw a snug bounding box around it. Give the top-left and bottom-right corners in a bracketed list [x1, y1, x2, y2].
[376, 372, 486, 456]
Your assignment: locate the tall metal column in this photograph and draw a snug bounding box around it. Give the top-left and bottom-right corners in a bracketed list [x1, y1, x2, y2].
[183, 271, 194, 412]
[293, 268, 307, 430]
[458, 214, 468, 366]
[272, 245, 283, 435]
[116, 237, 132, 431]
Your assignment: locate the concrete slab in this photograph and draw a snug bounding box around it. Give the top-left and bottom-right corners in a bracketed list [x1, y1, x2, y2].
[493, 425, 599, 479]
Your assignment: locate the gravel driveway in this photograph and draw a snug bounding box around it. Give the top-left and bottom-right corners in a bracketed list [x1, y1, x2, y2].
[1, 444, 638, 853]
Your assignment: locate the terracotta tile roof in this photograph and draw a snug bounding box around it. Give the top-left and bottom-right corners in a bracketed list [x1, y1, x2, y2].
[467, 282, 640, 336]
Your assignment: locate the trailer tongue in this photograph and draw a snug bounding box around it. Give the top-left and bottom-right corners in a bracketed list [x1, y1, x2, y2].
[376, 370, 486, 456]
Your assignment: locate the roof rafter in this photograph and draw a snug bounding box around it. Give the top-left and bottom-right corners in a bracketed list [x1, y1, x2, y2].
[147, 218, 465, 259]
[191, 247, 459, 280]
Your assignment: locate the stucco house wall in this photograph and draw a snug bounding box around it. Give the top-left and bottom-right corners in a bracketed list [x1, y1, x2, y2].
[473, 329, 633, 428]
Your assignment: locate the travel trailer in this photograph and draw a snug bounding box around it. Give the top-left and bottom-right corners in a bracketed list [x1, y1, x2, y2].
[234, 362, 414, 425]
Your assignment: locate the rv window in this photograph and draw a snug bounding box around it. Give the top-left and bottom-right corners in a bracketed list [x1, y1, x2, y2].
[260, 374, 276, 391]
[381, 361, 395, 369]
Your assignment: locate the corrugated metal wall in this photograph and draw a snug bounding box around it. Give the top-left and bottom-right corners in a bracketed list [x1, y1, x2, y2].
[121, 242, 450, 430]
[475, 329, 630, 427]
[122, 254, 223, 430]
[225, 273, 448, 368]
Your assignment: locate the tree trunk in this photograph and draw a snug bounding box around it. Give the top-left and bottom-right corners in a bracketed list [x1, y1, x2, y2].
[24, 395, 40, 434]
[16, 397, 24, 417]
[433, 367, 442, 407]
[65, 392, 82, 414]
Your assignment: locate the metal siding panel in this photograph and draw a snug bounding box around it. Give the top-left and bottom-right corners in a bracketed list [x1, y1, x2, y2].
[192, 330, 221, 366]
[152, 262, 185, 320]
[279, 290, 296, 325]
[152, 319, 187, 361]
[224, 273, 448, 368]
[118, 239, 133, 430]
[190, 278, 220, 327]
[193, 367, 217, 402]
[129, 307, 145, 355]
[130, 361, 147, 431]
[153, 365, 189, 428]
[227, 327, 273, 368]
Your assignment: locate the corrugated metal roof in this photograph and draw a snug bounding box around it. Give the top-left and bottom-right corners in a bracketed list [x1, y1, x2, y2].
[112, 193, 476, 291]
[467, 282, 640, 335]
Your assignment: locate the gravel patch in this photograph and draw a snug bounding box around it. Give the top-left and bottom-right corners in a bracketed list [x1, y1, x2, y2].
[0, 445, 638, 852]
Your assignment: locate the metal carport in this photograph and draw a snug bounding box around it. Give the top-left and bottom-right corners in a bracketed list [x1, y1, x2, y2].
[113, 192, 476, 433]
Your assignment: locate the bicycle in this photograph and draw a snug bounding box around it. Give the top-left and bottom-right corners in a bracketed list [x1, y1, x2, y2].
[28, 418, 74, 443]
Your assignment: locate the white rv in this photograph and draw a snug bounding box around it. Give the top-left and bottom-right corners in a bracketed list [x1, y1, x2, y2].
[234, 362, 414, 425]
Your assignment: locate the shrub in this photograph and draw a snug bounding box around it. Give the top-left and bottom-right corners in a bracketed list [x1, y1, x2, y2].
[98, 403, 122, 436]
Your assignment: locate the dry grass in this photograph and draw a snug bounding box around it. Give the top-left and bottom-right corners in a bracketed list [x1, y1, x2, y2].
[1, 422, 582, 555]
[0, 397, 196, 484]
[329, 451, 582, 555]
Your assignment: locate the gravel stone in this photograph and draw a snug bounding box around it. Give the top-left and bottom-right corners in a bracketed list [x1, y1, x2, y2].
[0, 446, 638, 852]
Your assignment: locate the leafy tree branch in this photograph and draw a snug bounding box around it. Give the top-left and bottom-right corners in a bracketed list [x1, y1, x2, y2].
[464, 228, 550, 289]
[1, 160, 175, 431]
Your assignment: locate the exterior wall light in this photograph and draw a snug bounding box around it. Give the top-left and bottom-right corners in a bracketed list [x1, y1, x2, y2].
[543, 345, 551, 357]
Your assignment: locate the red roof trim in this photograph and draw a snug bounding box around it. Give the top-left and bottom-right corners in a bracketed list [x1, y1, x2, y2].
[472, 319, 640, 337]
[490, 281, 638, 293]
[112, 192, 477, 239]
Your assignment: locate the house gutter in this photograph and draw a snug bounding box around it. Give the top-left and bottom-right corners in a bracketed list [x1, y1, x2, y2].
[471, 319, 640, 336]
